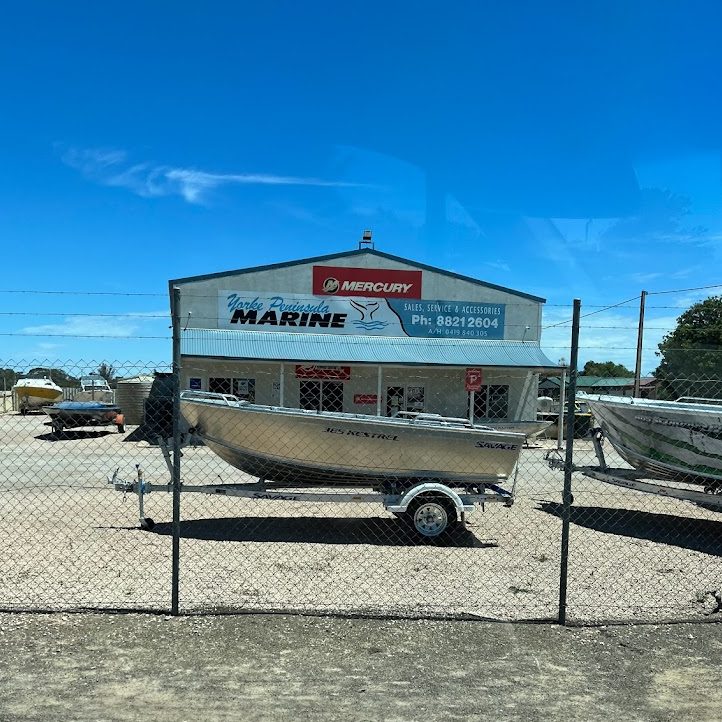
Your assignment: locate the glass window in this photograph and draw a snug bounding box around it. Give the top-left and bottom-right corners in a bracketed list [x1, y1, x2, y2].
[209, 377, 255, 402]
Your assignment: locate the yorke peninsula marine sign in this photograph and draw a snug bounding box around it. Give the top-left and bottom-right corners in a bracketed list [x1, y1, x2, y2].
[219, 291, 505, 339]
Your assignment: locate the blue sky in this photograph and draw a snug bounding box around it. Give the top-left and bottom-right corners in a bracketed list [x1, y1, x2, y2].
[1, 1, 721, 373]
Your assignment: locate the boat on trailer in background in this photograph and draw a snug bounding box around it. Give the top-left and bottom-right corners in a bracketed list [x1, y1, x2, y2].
[12, 376, 63, 413]
[42, 401, 125, 435]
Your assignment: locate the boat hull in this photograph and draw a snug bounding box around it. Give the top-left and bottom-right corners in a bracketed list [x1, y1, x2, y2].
[582, 394, 722, 484]
[181, 396, 524, 487]
[12, 380, 63, 409]
[43, 402, 121, 430]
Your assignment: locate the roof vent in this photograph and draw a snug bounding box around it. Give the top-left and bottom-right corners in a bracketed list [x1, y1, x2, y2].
[358, 229, 374, 250]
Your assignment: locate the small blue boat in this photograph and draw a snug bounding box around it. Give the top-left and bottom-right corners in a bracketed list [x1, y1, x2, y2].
[42, 401, 125, 434]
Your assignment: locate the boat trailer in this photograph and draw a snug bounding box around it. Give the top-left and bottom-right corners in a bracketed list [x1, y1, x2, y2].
[108, 440, 517, 539]
[546, 428, 722, 511]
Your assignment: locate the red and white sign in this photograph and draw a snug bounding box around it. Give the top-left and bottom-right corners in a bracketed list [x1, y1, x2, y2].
[295, 365, 351, 380]
[465, 368, 483, 392]
[312, 265, 422, 298]
[353, 393, 378, 405]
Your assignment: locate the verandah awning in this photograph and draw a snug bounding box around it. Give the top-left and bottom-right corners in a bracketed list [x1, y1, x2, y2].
[181, 329, 559, 369]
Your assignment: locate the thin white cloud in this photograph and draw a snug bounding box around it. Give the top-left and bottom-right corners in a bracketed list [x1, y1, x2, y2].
[61, 147, 362, 204]
[485, 260, 511, 272]
[20, 311, 168, 339]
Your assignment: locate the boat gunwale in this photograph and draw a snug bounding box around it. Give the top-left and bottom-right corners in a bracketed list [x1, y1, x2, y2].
[180, 396, 526, 440]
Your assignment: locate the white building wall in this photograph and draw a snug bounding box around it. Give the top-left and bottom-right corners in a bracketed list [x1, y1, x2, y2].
[182, 360, 540, 422]
[174, 252, 542, 342]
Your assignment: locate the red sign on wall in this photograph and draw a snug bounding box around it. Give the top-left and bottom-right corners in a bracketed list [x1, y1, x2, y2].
[353, 393, 378, 405]
[465, 368, 483, 391]
[295, 365, 351, 380]
[312, 265, 422, 298]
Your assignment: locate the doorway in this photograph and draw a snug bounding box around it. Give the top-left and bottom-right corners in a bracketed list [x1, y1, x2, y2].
[386, 385, 425, 416]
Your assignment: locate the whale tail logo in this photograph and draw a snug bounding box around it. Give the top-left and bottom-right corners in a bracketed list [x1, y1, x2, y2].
[349, 299, 380, 320]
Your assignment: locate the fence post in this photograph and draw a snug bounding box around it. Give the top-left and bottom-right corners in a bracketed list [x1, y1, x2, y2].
[558, 298, 581, 625]
[171, 285, 182, 615]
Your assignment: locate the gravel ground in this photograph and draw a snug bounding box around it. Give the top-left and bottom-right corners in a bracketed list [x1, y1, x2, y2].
[0, 412, 720, 623]
[2, 612, 722, 721]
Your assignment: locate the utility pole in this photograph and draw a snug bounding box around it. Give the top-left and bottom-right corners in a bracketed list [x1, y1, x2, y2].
[633, 290, 647, 397]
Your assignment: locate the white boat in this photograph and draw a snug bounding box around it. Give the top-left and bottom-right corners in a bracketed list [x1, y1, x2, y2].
[581, 393, 722, 485]
[74, 374, 114, 403]
[12, 377, 63, 413]
[180, 391, 525, 488]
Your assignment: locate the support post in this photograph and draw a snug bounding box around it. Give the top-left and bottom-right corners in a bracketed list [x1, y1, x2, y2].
[376, 366, 383, 416]
[557, 367, 566, 450]
[633, 290, 647, 397]
[469, 390, 475, 425]
[279, 363, 285, 407]
[558, 298, 581, 625]
[171, 285, 182, 616]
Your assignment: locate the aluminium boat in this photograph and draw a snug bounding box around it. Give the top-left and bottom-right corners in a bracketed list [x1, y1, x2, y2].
[12, 377, 63, 412]
[581, 393, 722, 485]
[180, 391, 525, 487]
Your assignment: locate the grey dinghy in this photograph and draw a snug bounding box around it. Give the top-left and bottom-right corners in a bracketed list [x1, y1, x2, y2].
[180, 391, 525, 487]
[581, 393, 722, 485]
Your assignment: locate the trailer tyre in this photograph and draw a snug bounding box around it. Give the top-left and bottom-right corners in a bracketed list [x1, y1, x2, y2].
[407, 494, 457, 538]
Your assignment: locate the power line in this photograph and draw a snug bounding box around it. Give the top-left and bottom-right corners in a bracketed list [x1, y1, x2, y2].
[648, 283, 722, 296]
[543, 295, 641, 330]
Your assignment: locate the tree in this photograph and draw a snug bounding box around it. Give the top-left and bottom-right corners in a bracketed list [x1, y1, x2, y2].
[26, 367, 80, 387]
[96, 363, 118, 387]
[581, 360, 634, 377]
[0, 368, 18, 389]
[655, 295, 722, 399]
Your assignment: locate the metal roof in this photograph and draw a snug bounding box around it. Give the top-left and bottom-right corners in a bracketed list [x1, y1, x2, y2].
[181, 329, 559, 368]
[169, 249, 546, 303]
[540, 376, 657, 387]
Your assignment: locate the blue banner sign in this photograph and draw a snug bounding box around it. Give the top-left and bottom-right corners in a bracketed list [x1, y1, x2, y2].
[219, 291, 505, 338]
[388, 299, 505, 339]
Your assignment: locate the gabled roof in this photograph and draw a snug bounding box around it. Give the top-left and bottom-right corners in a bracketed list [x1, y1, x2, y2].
[169, 248, 545, 303]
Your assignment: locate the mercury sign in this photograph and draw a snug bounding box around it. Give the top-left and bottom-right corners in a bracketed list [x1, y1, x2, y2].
[219, 291, 505, 339]
[312, 266, 422, 298]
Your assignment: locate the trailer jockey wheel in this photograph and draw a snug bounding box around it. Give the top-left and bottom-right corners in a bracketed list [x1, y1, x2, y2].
[406, 494, 457, 538]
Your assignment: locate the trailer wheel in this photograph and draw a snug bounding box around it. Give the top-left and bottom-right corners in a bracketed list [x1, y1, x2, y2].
[407, 494, 457, 538]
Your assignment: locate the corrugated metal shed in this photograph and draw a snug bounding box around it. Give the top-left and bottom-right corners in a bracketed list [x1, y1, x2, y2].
[181, 329, 559, 368]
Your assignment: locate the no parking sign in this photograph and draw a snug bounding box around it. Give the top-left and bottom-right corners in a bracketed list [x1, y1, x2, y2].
[465, 368, 483, 391]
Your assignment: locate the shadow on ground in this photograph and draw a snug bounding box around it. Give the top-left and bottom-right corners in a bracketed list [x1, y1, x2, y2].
[147, 516, 497, 548]
[36, 430, 114, 442]
[538, 501, 722, 556]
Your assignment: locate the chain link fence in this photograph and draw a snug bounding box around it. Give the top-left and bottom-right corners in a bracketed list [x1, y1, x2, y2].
[0, 306, 720, 622]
